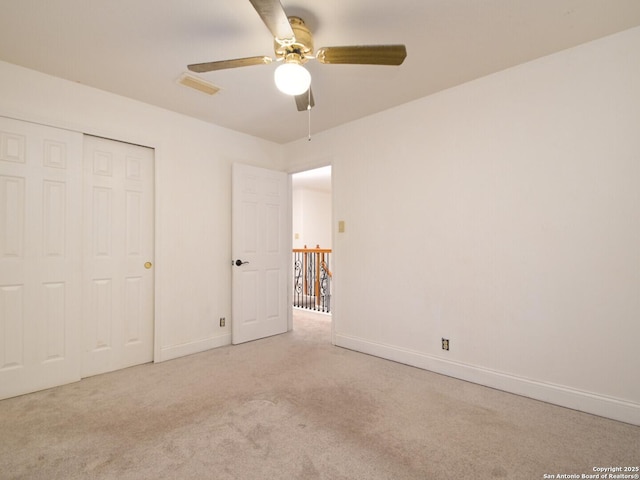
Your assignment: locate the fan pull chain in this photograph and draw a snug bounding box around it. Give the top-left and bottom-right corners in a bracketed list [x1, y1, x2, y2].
[307, 89, 312, 141]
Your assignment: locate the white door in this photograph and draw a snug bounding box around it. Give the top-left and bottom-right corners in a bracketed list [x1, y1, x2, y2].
[232, 163, 289, 344]
[0, 116, 83, 399]
[82, 135, 154, 377]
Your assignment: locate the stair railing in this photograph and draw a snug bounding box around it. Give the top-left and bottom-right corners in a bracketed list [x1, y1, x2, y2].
[293, 245, 332, 313]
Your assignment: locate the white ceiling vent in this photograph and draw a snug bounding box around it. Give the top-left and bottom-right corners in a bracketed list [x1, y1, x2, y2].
[178, 73, 220, 96]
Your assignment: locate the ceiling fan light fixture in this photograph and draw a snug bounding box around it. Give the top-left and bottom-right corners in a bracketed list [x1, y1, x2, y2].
[274, 62, 311, 96]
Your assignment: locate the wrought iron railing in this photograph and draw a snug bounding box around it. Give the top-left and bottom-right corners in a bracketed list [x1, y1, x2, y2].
[293, 246, 332, 313]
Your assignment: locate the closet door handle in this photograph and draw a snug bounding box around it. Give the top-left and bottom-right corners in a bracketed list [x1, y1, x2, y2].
[234, 259, 249, 266]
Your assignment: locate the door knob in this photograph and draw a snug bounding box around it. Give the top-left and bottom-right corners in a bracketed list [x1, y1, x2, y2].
[144, 262, 153, 269]
[235, 259, 249, 266]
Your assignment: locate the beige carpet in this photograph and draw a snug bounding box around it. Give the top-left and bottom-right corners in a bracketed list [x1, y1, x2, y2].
[1, 310, 638, 479]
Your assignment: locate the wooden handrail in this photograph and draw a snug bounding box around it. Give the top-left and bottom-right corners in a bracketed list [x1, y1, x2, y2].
[293, 248, 332, 253]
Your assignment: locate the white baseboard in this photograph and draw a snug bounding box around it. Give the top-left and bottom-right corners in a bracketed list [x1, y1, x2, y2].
[335, 333, 640, 426]
[158, 334, 231, 362]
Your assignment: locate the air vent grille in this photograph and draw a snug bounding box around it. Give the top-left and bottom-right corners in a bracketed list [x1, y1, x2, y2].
[178, 73, 220, 95]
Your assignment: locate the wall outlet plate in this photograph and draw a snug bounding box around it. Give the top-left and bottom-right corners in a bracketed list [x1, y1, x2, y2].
[220, 317, 226, 327]
[442, 338, 449, 351]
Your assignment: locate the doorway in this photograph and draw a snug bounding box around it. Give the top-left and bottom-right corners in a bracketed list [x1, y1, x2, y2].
[291, 166, 332, 321]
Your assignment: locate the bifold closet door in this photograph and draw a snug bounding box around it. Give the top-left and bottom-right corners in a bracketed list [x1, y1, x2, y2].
[82, 135, 154, 378]
[0, 121, 155, 398]
[0, 116, 83, 399]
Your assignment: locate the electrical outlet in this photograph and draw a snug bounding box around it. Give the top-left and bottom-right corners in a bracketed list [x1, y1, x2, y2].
[442, 338, 449, 351]
[219, 317, 226, 327]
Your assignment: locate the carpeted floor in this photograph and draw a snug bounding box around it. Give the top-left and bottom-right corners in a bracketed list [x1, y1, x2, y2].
[0, 310, 638, 479]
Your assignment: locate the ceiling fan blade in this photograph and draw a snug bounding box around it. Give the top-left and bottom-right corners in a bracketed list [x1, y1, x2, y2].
[295, 88, 315, 112]
[316, 45, 407, 66]
[187, 56, 272, 73]
[248, 0, 295, 42]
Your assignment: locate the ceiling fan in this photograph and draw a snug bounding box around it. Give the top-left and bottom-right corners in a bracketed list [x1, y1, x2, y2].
[188, 0, 407, 111]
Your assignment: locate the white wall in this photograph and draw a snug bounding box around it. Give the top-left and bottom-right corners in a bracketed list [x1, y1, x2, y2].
[292, 187, 332, 249]
[0, 60, 283, 362]
[283, 27, 640, 425]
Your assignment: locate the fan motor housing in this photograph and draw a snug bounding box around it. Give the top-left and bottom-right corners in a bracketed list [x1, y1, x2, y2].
[274, 17, 314, 62]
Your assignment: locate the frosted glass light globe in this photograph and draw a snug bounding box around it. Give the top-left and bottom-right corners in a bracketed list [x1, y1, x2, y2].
[274, 63, 311, 96]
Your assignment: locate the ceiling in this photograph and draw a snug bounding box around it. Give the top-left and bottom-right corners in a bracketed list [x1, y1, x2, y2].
[2, 1, 640, 144]
[292, 166, 332, 192]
